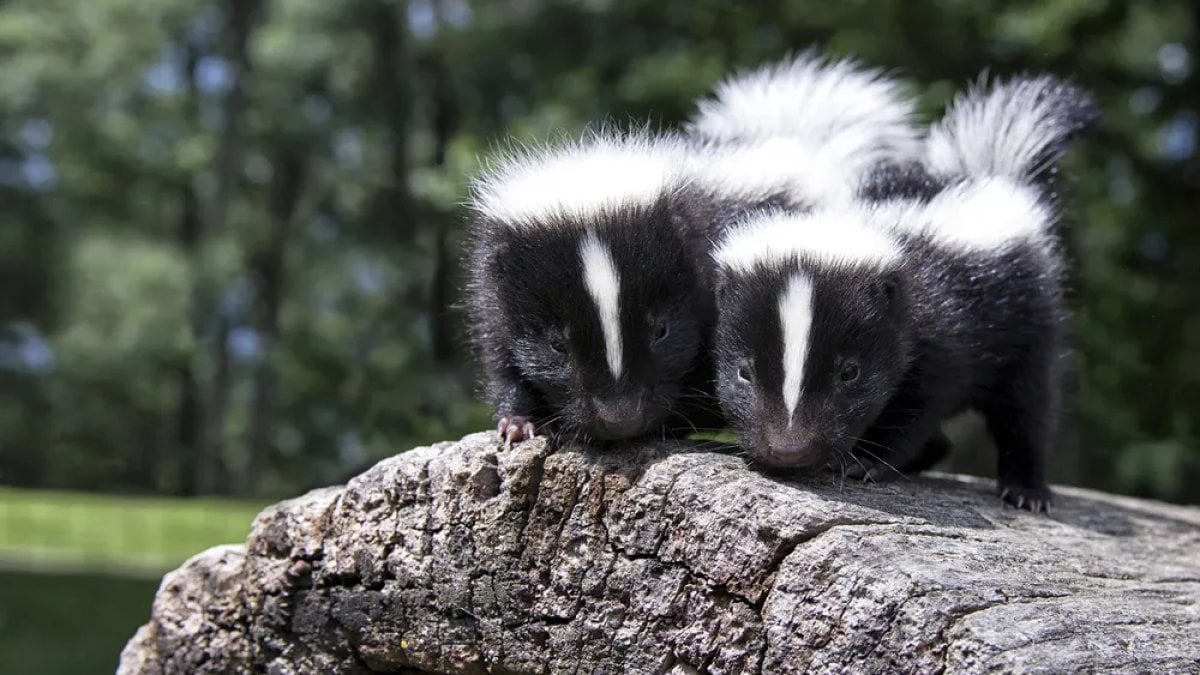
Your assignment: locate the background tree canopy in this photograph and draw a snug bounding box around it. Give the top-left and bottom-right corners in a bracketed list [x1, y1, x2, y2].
[0, 0, 1197, 504]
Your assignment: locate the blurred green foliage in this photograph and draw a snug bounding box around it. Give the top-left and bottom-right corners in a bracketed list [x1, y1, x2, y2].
[0, 0, 1197, 503]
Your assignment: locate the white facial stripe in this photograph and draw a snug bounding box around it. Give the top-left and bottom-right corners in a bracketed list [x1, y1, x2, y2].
[779, 274, 815, 423]
[580, 232, 623, 379]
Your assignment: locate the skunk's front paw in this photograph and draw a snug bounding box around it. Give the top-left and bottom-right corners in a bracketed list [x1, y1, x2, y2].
[999, 480, 1053, 513]
[497, 415, 537, 445]
[840, 460, 890, 483]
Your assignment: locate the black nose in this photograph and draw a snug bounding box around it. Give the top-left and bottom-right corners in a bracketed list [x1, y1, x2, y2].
[761, 428, 825, 469]
[590, 396, 648, 439]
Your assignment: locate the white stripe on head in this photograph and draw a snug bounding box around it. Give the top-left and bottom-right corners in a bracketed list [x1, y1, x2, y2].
[869, 177, 1053, 253]
[580, 232, 623, 379]
[713, 209, 903, 275]
[779, 274, 815, 423]
[686, 51, 922, 164]
[470, 130, 686, 228]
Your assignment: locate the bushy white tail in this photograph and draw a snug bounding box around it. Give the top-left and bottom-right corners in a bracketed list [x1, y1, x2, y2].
[686, 52, 921, 175]
[925, 75, 1098, 182]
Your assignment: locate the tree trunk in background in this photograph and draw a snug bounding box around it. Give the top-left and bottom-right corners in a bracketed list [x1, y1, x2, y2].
[425, 19, 460, 364]
[245, 148, 307, 496]
[176, 35, 205, 496]
[370, 0, 414, 240]
[154, 179, 203, 493]
[193, 0, 262, 495]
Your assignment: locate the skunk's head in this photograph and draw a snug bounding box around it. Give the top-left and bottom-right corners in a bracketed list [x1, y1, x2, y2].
[471, 131, 712, 441]
[712, 210, 913, 470]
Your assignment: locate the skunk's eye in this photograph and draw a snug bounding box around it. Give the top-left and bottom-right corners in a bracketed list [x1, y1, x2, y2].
[652, 319, 670, 344]
[736, 361, 754, 385]
[840, 363, 860, 383]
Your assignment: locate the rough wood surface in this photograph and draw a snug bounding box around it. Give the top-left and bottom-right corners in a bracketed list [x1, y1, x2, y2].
[119, 432, 1200, 674]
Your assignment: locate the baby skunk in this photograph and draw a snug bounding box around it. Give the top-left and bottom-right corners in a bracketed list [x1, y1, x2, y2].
[710, 75, 1098, 512]
[465, 130, 723, 444]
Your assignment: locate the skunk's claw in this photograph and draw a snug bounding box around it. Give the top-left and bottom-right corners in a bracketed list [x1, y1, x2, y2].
[841, 462, 887, 483]
[498, 416, 537, 445]
[999, 482, 1053, 513]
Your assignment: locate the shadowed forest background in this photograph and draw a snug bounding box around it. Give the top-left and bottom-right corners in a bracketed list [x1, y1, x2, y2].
[0, 1, 1198, 671]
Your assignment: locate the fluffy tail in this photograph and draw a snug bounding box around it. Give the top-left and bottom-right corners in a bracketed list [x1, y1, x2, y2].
[924, 74, 1099, 183]
[685, 51, 921, 171]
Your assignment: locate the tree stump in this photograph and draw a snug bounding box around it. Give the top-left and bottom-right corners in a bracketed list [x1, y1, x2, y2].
[118, 432, 1200, 674]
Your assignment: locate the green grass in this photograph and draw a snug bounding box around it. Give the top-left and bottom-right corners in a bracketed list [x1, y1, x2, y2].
[0, 570, 159, 675]
[0, 486, 268, 575]
[0, 488, 271, 674]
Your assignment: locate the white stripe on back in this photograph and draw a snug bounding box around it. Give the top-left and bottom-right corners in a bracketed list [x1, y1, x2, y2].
[684, 137, 859, 209]
[580, 232, 623, 379]
[867, 177, 1052, 253]
[779, 274, 815, 423]
[686, 52, 922, 166]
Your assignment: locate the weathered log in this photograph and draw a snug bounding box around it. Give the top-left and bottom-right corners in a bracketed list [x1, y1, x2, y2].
[119, 432, 1200, 674]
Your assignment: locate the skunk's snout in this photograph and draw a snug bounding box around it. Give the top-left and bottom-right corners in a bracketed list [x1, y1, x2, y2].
[759, 427, 827, 470]
[589, 395, 649, 440]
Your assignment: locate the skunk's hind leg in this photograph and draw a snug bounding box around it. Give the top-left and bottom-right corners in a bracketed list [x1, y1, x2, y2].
[980, 350, 1059, 513]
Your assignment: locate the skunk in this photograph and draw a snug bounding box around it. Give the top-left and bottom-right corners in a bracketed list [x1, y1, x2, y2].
[465, 53, 921, 446]
[465, 130, 724, 444]
[710, 75, 1098, 511]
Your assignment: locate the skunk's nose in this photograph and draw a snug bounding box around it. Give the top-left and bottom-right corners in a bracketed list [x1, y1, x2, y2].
[590, 396, 648, 439]
[761, 428, 825, 469]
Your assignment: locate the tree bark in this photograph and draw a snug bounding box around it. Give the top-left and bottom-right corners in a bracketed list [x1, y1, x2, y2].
[120, 433, 1200, 674]
[369, 0, 414, 241]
